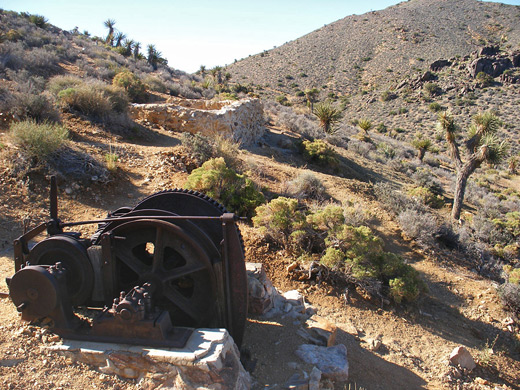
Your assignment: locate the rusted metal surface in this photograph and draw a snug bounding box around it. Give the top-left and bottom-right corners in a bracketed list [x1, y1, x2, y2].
[7, 178, 248, 348]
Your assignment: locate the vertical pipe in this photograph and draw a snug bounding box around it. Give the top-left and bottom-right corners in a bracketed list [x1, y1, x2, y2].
[50, 176, 58, 221]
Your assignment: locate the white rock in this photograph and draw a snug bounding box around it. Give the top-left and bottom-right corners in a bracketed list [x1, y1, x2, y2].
[309, 367, 322, 390]
[296, 344, 348, 382]
[283, 290, 304, 306]
[449, 346, 476, 371]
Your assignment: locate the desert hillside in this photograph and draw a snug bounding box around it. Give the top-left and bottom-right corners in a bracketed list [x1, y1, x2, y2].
[0, 4, 519, 390]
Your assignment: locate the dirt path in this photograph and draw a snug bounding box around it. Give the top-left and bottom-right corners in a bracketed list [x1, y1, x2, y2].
[0, 122, 519, 390]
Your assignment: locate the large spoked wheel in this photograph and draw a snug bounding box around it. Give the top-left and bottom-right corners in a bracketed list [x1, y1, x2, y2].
[110, 219, 219, 328]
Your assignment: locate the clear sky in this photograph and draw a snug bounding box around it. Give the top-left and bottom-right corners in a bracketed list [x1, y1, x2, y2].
[2, 0, 519, 73]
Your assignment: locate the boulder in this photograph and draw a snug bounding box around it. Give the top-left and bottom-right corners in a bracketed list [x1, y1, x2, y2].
[246, 262, 275, 315]
[449, 346, 476, 371]
[430, 59, 452, 71]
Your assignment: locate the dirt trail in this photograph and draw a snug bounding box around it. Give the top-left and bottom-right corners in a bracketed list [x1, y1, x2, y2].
[0, 122, 519, 390]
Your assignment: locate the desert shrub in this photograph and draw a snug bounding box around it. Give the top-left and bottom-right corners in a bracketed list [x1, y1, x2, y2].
[398, 209, 439, 247]
[428, 102, 443, 112]
[275, 95, 290, 106]
[47, 75, 84, 95]
[492, 212, 520, 240]
[27, 14, 48, 28]
[408, 186, 444, 208]
[308, 204, 345, 234]
[144, 76, 168, 93]
[212, 135, 241, 168]
[373, 182, 427, 216]
[343, 202, 370, 227]
[252, 197, 306, 246]
[57, 81, 128, 118]
[276, 108, 321, 139]
[185, 157, 264, 217]
[376, 123, 388, 133]
[348, 139, 375, 157]
[411, 168, 444, 195]
[498, 283, 520, 319]
[301, 139, 339, 168]
[112, 71, 146, 102]
[476, 71, 494, 87]
[178, 84, 202, 99]
[10, 119, 68, 162]
[321, 224, 424, 303]
[377, 142, 396, 159]
[253, 197, 424, 303]
[286, 171, 327, 200]
[325, 131, 349, 148]
[12, 92, 60, 123]
[180, 133, 214, 163]
[504, 266, 520, 285]
[380, 91, 396, 102]
[423, 82, 441, 96]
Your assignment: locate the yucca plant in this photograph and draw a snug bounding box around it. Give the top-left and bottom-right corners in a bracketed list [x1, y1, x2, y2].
[437, 111, 509, 220]
[411, 134, 432, 161]
[313, 102, 342, 134]
[357, 118, 372, 134]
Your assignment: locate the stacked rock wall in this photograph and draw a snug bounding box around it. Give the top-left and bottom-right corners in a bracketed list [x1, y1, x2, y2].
[130, 98, 265, 146]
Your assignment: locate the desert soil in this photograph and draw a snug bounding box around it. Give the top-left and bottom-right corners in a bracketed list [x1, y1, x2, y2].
[0, 118, 519, 390]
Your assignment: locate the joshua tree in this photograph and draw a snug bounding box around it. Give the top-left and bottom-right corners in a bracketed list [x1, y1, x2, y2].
[123, 39, 134, 56]
[357, 118, 372, 134]
[313, 102, 342, 134]
[199, 65, 206, 77]
[114, 31, 126, 47]
[104, 19, 116, 45]
[437, 111, 508, 220]
[411, 134, 432, 161]
[146, 44, 166, 70]
[304, 88, 319, 113]
[133, 42, 141, 59]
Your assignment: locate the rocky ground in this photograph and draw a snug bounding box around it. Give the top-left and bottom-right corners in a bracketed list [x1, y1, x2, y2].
[0, 113, 519, 389]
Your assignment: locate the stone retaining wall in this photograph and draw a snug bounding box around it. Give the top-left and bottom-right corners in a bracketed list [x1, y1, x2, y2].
[130, 98, 265, 146]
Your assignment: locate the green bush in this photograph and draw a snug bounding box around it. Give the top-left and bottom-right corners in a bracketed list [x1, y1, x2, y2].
[323, 225, 423, 302]
[47, 75, 83, 95]
[307, 204, 345, 233]
[423, 82, 441, 97]
[185, 157, 264, 217]
[57, 83, 128, 118]
[276, 95, 290, 106]
[408, 186, 444, 209]
[301, 139, 339, 168]
[253, 198, 424, 303]
[112, 71, 147, 102]
[380, 91, 396, 102]
[252, 197, 306, 246]
[428, 102, 443, 112]
[10, 119, 68, 162]
[476, 71, 494, 87]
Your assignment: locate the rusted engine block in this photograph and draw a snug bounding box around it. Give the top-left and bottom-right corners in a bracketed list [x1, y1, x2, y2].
[7, 177, 248, 347]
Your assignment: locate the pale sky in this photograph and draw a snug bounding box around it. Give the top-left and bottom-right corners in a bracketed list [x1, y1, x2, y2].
[2, 0, 519, 73]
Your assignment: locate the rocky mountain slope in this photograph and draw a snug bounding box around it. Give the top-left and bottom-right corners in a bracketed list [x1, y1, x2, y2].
[227, 0, 520, 95]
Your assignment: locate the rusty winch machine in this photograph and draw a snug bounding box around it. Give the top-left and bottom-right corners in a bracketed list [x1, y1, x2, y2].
[7, 177, 248, 347]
